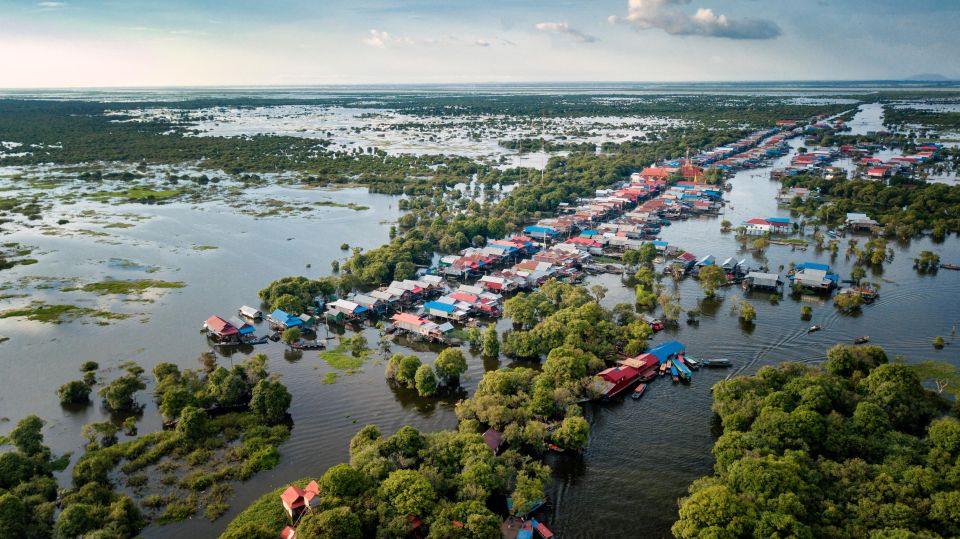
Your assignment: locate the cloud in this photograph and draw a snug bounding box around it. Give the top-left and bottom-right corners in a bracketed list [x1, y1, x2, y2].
[535, 22, 597, 43]
[37, 1, 66, 9]
[609, 0, 781, 40]
[363, 29, 413, 48]
[475, 39, 491, 47]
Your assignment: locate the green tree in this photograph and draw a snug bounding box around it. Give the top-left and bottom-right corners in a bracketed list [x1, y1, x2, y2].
[175, 406, 208, 443]
[0, 493, 26, 538]
[58, 380, 91, 406]
[482, 324, 500, 359]
[99, 374, 145, 411]
[0, 453, 31, 489]
[739, 301, 756, 323]
[159, 387, 196, 421]
[510, 473, 544, 517]
[281, 327, 302, 346]
[396, 355, 422, 387]
[206, 367, 249, 407]
[249, 379, 292, 424]
[698, 264, 727, 298]
[318, 464, 367, 498]
[297, 507, 361, 539]
[378, 469, 436, 517]
[752, 237, 769, 253]
[9, 415, 45, 456]
[834, 292, 864, 313]
[415, 364, 438, 397]
[553, 413, 589, 451]
[54, 503, 98, 539]
[434, 348, 468, 385]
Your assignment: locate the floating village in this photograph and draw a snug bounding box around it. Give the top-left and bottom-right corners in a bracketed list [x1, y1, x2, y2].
[190, 107, 960, 538]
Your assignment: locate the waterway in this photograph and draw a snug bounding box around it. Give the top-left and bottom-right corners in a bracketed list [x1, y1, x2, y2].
[0, 97, 957, 539]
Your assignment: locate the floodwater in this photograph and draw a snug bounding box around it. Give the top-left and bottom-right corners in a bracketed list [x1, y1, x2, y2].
[0, 100, 958, 539]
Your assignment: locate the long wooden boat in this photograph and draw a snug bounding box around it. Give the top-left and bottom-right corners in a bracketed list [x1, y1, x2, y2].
[854, 336, 870, 344]
[631, 383, 647, 400]
[941, 263, 960, 271]
[703, 358, 733, 368]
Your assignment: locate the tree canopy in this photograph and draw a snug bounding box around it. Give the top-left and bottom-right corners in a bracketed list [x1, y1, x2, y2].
[674, 346, 955, 539]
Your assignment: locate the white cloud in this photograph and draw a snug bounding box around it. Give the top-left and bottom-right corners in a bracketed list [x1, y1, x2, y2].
[363, 29, 413, 48]
[37, 1, 66, 10]
[535, 22, 597, 43]
[609, 0, 781, 40]
[475, 39, 491, 47]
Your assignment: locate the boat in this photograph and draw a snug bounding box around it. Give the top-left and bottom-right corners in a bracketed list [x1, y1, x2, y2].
[543, 442, 562, 453]
[659, 361, 669, 376]
[703, 358, 733, 368]
[682, 355, 701, 369]
[290, 341, 325, 350]
[671, 365, 680, 383]
[940, 263, 960, 271]
[531, 519, 555, 539]
[808, 325, 821, 333]
[674, 356, 693, 382]
[854, 336, 870, 344]
[853, 287, 879, 302]
[631, 383, 647, 400]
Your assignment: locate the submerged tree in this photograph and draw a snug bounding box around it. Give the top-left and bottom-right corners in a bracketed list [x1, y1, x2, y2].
[434, 348, 468, 386]
[698, 265, 727, 298]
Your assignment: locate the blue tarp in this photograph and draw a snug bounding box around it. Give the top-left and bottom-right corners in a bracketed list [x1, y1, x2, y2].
[648, 341, 685, 363]
[796, 262, 830, 272]
[651, 240, 668, 247]
[524, 226, 558, 236]
[424, 301, 456, 313]
[580, 229, 599, 237]
[766, 217, 792, 224]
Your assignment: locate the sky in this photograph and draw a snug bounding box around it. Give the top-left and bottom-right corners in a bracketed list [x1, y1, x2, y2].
[0, 0, 958, 87]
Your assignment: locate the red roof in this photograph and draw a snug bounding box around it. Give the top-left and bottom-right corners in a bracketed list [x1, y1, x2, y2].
[745, 218, 770, 226]
[450, 292, 478, 303]
[205, 316, 238, 336]
[281, 485, 305, 509]
[566, 237, 599, 246]
[536, 522, 555, 538]
[280, 526, 296, 539]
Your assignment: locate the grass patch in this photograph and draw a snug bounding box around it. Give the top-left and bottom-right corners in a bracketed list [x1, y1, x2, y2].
[0, 302, 129, 324]
[0, 337, 8, 344]
[314, 201, 369, 211]
[66, 279, 186, 295]
[771, 238, 809, 246]
[104, 222, 136, 229]
[319, 343, 372, 371]
[88, 187, 184, 202]
[322, 372, 339, 384]
[192, 245, 218, 251]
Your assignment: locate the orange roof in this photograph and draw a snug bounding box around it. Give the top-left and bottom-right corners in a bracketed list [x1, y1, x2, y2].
[640, 167, 671, 179]
[392, 313, 427, 326]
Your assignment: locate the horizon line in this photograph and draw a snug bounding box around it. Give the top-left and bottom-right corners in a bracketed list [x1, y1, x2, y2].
[0, 78, 958, 92]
